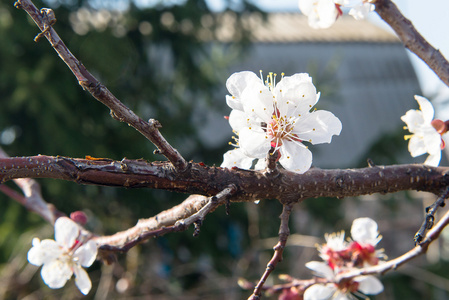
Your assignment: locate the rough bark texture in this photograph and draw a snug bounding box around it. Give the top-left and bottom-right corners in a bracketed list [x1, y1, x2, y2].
[1, 156, 448, 204]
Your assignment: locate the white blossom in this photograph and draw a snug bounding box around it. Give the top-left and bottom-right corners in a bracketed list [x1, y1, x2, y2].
[298, 0, 340, 29]
[335, 0, 375, 20]
[223, 71, 342, 174]
[304, 261, 383, 300]
[401, 95, 443, 167]
[27, 217, 97, 295]
[350, 217, 381, 246]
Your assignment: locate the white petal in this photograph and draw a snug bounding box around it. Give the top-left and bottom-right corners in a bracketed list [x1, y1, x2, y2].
[414, 95, 435, 124]
[241, 82, 274, 122]
[41, 259, 73, 289]
[299, 0, 339, 29]
[351, 218, 380, 245]
[28, 239, 63, 266]
[401, 109, 425, 133]
[356, 276, 384, 295]
[293, 110, 342, 144]
[279, 140, 312, 174]
[408, 135, 427, 157]
[226, 71, 261, 101]
[226, 95, 243, 111]
[304, 283, 336, 300]
[423, 129, 443, 154]
[348, 3, 374, 20]
[221, 149, 254, 169]
[239, 127, 271, 158]
[254, 158, 267, 170]
[55, 217, 79, 249]
[228, 109, 253, 132]
[74, 240, 98, 267]
[221, 149, 253, 168]
[424, 151, 441, 167]
[275, 74, 318, 115]
[305, 261, 335, 280]
[74, 266, 93, 295]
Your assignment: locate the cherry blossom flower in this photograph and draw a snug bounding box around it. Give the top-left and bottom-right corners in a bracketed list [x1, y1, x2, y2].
[401, 95, 448, 167]
[299, 0, 375, 29]
[348, 217, 384, 266]
[304, 261, 383, 300]
[223, 71, 342, 174]
[298, 0, 342, 29]
[304, 218, 385, 299]
[318, 231, 348, 269]
[27, 217, 98, 295]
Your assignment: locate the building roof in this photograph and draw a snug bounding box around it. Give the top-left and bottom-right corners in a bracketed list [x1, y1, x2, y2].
[215, 13, 400, 43]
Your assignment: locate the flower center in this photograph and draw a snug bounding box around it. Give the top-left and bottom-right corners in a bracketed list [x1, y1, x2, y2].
[267, 111, 301, 150]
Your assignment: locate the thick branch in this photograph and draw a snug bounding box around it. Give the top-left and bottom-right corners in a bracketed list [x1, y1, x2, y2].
[0, 149, 63, 223]
[14, 0, 188, 171]
[0, 156, 448, 203]
[375, 0, 449, 87]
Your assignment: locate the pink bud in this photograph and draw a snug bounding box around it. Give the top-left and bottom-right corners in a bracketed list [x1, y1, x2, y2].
[70, 211, 88, 225]
[431, 119, 447, 134]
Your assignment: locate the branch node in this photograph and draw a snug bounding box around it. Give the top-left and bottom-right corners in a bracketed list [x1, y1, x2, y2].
[148, 119, 162, 129]
[414, 186, 449, 245]
[34, 8, 56, 42]
[193, 220, 202, 237]
[14, 1, 22, 9]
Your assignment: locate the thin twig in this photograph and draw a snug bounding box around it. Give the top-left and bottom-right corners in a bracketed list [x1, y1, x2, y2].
[14, 0, 188, 171]
[414, 186, 449, 244]
[96, 186, 237, 251]
[248, 204, 293, 299]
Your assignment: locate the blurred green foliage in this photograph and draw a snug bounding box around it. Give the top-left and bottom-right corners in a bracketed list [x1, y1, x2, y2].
[0, 0, 265, 298]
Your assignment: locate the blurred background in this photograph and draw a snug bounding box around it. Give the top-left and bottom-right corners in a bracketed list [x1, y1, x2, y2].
[1, 0, 449, 299]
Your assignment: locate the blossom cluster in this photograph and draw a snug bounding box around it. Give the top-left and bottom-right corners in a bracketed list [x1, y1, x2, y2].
[298, 0, 375, 29]
[27, 217, 98, 295]
[221, 71, 342, 174]
[304, 218, 384, 299]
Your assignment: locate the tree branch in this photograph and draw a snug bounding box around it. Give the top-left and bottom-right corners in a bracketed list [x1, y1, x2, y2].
[14, 0, 188, 171]
[1, 156, 448, 203]
[95, 186, 236, 252]
[249, 204, 293, 299]
[0, 149, 63, 224]
[375, 0, 449, 87]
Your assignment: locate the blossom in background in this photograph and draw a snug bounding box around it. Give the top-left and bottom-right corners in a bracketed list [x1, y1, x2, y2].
[222, 71, 342, 174]
[335, 0, 375, 20]
[298, 0, 374, 29]
[318, 231, 348, 269]
[305, 218, 384, 299]
[401, 95, 448, 167]
[349, 217, 383, 266]
[27, 217, 98, 295]
[298, 0, 341, 29]
[304, 261, 383, 300]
